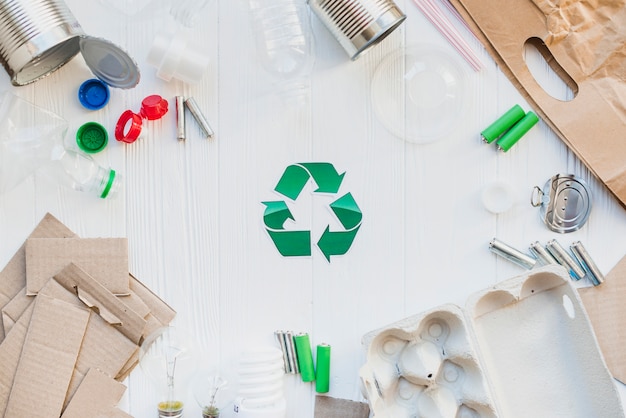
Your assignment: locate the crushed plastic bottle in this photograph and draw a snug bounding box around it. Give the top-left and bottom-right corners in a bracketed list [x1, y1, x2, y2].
[0, 91, 122, 199]
[39, 145, 122, 199]
[248, 0, 315, 105]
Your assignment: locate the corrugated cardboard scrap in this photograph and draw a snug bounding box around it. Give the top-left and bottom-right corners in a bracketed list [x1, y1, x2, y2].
[0, 213, 176, 417]
[579, 255, 626, 385]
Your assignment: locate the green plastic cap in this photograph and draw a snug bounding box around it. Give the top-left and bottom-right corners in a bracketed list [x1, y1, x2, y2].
[76, 121, 108, 153]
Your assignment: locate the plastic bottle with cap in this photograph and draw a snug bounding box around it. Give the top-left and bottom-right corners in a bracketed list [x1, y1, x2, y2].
[0, 92, 121, 199]
[115, 95, 169, 144]
[39, 145, 122, 199]
[247, 0, 315, 104]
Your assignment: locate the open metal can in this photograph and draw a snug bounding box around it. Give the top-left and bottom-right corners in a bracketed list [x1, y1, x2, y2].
[308, 0, 406, 60]
[0, 0, 139, 88]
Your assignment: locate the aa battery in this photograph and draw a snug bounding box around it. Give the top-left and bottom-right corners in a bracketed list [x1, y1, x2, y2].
[285, 331, 299, 374]
[529, 241, 559, 266]
[293, 333, 315, 382]
[570, 241, 604, 286]
[184, 97, 214, 138]
[489, 238, 537, 270]
[496, 111, 539, 152]
[546, 239, 585, 280]
[175, 96, 185, 141]
[481, 104, 525, 144]
[275, 330, 299, 374]
[315, 344, 331, 393]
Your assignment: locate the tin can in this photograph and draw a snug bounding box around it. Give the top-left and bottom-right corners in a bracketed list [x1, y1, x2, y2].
[0, 0, 84, 85]
[307, 0, 406, 60]
[0, 0, 140, 88]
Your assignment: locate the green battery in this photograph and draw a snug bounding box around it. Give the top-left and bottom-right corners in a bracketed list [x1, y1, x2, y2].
[315, 344, 331, 393]
[496, 111, 539, 152]
[481, 104, 525, 143]
[294, 333, 315, 382]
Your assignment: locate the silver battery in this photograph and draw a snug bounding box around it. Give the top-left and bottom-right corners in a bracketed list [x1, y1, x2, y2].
[176, 96, 186, 141]
[546, 239, 585, 280]
[570, 241, 604, 286]
[489, 238, 536, 270]
[274, 330, 291, 373]
[184, 97, 214, 138]
[284, 330, 299, 374]
[529, 241, 559, 266]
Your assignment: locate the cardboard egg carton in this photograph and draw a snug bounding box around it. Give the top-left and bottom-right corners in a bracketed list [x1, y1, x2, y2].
[359, 265, 624, 418]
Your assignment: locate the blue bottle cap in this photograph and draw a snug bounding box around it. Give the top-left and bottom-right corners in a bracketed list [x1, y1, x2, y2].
[78, 78, 110, 110]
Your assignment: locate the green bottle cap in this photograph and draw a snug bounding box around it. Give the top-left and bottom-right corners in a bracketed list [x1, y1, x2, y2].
[76, 121, 108, 153]
[481, 104, 525, 144]
[496, 111, 539, 152]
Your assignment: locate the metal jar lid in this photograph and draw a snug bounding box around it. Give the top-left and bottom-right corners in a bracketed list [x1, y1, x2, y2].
[531, 173, 592, 233]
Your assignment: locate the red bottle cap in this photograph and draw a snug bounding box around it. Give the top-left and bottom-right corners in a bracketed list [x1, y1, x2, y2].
[140, 95, 169, 120]
[115, 110, 143, 143]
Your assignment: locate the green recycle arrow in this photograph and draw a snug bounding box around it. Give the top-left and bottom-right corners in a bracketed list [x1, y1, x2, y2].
[262, 163, 362, 262]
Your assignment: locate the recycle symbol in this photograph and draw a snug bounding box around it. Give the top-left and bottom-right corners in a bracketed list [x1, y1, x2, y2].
[262, 163, 363, 262]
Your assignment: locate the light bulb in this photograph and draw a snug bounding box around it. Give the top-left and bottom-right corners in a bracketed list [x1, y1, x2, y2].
[192, 373, 228, 418]
[139, 326, 198, 418]
[233, 347, 286, 417]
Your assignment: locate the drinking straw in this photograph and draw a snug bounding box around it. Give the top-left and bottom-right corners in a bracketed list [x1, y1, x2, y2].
[412, 0, 483, 71]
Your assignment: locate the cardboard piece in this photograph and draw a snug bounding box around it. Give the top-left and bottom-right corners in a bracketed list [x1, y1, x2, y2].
[360, 266, 624, 417]
[61, 368, 131, 418]
[0, 213, 177, 417]
[0, 213, 76, 341]
[25, 237, 129, 296]
[1, 287, 31, 336]
[0, 302, 33, 416]
[5, 294, 90, 418]
[579, 255, 626, 385]
[314, 396, 370, 418]
[449, 0, 626, 208]
[40, 266, 146, 401]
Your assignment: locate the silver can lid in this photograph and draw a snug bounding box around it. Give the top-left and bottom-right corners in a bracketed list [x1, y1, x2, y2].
[532, 174, 591, 233]
[79, 36, 140, 89]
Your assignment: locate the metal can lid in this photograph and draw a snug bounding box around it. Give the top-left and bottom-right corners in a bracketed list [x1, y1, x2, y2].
[538, 174, 592, 233]
[78, 78, 110, 110]
[79, 36, 141, 89]
[76, 121, 108, 153]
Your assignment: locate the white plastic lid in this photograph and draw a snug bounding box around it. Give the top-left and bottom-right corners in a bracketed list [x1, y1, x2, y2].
[371, 44, 468, 144]
[79, 36, 141, 89]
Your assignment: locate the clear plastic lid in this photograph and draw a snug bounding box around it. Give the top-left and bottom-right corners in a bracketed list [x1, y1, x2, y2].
[371, 44, 468, 144]
[80, 36, 141, 89]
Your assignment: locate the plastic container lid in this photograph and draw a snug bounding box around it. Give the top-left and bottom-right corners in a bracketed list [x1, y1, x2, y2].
[371, 44, 468, 144]
[140, 95, 169, 120]
[76, 121, 108, 153]
[115, 110, 143, 143]
[79, 36, 141, 89]
[78, 79, 110, 110]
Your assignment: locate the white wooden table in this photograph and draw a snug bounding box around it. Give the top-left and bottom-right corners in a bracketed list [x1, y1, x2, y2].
[1, 0, 626, 416]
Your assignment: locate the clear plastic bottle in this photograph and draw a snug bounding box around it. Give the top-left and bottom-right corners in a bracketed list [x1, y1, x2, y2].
[248, 0, 315, 104]
[0, 91, 122, 199]
[39, 145, 122, 199]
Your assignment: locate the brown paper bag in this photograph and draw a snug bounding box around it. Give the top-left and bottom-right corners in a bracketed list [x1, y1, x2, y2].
[450, 0, 626, 207]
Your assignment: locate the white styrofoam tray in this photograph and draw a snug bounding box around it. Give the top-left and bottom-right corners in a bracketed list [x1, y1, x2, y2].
[359, 265, 624, 418]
